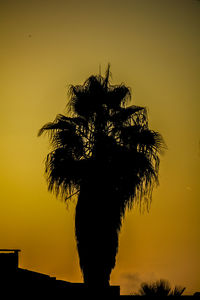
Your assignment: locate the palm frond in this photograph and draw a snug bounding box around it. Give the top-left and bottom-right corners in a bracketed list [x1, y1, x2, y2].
[45, 148, 90, 201]
[38, 117, 75, 137]
[38, 114, 85, 160]
[120, 125, 165, 153]
[170, 286, 186, 296]
[106, 85, 131, 109]
[110, 105, 144, 125]
[138, 279, 185, 296]
[139, 280, 171, 296]
[103, 63, 111, 89]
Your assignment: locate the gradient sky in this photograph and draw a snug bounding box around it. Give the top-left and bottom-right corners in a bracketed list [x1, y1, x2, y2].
[0, 0, 199, 295]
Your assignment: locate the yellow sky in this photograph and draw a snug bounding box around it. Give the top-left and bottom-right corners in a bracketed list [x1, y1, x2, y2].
[0, 0, 199, 295]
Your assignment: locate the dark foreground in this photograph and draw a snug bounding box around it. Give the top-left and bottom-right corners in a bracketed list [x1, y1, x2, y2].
[0, 250, 198, 297]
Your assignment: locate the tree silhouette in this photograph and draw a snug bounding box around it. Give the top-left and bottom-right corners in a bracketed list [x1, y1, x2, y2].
[137, 279, 185, 296]
[38, 65, 165, 288]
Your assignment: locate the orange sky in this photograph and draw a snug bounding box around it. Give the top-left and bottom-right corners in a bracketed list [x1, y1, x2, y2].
[0, 0, 199, 295]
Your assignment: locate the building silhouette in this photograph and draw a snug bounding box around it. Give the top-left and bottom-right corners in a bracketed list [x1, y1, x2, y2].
[0, 249, 120, 296]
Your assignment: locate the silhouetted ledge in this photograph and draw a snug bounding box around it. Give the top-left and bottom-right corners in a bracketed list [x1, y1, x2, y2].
[0, 249, 120, 296]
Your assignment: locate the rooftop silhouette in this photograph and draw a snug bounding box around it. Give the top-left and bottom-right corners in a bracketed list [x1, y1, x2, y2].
[0, 249, 120, 296]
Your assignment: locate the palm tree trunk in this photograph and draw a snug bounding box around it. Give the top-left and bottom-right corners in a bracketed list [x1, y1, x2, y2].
[75, 183, 122, 288]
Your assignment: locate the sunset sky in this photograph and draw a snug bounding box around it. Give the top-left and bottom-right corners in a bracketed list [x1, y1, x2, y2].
[0, 0, 199, 295]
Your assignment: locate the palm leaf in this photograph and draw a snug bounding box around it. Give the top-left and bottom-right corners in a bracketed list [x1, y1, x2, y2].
[38, 117, 75, 137]
[106, 85, 131, 109]
[110, 105, 145, 124]
[45, 148, 90, 201]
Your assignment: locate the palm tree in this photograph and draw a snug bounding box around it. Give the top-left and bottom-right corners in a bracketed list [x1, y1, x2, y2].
[137, 279, 185, 296]
[38, 65, 165, 289]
